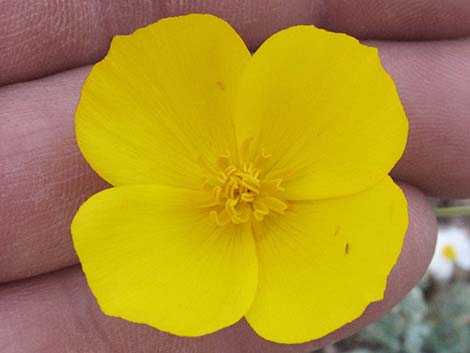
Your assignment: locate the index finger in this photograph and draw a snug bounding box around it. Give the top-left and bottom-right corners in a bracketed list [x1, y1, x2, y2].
[1, 0, 470, 85]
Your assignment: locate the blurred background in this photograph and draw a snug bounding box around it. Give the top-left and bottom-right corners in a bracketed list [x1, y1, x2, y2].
[315, 199, 470, 353]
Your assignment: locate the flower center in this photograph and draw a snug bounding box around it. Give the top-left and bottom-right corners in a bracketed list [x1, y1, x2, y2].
[198, 149, 288, 226]
[442, 245, 457, 261]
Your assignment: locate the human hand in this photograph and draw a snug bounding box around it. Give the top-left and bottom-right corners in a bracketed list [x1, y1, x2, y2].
[1, 1, 470, 352]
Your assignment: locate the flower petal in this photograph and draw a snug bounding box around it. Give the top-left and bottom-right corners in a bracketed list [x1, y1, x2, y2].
[76, 14, 250, 188]
[71, 185, 257, 336]
[429, 252, 454, 282]
[235, 25, 408, 200]
[445, 228, 470, 270]
[245, 177, 408, 343]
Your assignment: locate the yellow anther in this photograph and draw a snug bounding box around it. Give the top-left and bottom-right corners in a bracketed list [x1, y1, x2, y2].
[253, 200, 269, 215]
[225, 198, 240, 216]
[210, 209, 231, 226]
[213, 186, 222, 204]
[253, 210, 265, 222]
[225, 165, 238, 176]
[198, 144, 289, 225]
[241, 192, 255, 202]
[239, 178, 260, 194]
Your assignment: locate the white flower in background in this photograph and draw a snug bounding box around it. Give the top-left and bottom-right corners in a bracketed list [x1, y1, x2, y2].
[428, 226, 470, 281]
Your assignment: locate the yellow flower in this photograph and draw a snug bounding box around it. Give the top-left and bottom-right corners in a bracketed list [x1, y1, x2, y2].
[72, 14, 408, 344]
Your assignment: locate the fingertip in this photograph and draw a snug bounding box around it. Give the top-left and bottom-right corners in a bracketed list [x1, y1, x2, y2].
[386, 182, 437, 299]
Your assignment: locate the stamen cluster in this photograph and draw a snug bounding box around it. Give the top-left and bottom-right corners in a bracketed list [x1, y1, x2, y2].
[199, 150, 287, 225]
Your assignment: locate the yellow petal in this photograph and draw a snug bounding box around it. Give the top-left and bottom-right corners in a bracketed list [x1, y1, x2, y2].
[235, 26, 408, 200]
[76, 14, 250, 188]
[245, 177, 408, 343]
[71, 185, 257, 336]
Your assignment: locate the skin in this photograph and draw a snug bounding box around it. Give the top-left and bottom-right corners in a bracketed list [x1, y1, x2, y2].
[0, 1, 469, 352]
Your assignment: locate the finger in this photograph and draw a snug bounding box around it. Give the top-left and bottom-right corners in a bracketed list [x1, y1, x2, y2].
[0, 67, 108, 283]
[375, 39, 470, 197]
[2, 0, 470, 85]
[1, 38, 468, 283]
[322, 0, 470, 40]
[0, 183, 436, 353]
